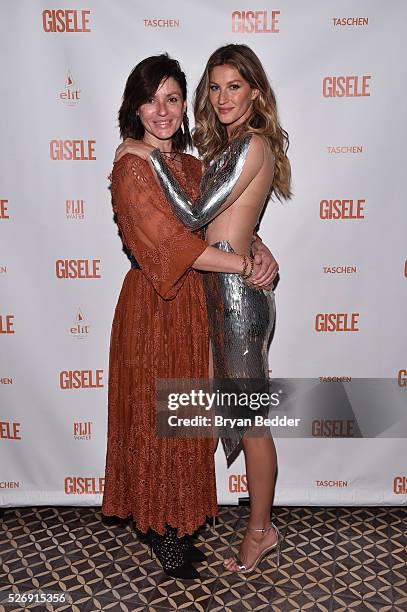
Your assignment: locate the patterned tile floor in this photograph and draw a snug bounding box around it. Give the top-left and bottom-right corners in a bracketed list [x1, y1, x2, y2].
[0, 505, 405, 611]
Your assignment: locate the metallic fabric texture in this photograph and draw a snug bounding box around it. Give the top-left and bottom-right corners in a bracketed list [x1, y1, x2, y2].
[149, 135, 252, 230]
[204, 241, 276, 466]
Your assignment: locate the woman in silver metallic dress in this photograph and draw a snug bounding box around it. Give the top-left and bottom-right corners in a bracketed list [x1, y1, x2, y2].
[117, 45, 291, 575]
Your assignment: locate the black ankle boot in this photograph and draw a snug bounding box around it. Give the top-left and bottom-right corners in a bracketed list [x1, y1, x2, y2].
[149, 527, 200, 579]
[181, 535, 206, 563]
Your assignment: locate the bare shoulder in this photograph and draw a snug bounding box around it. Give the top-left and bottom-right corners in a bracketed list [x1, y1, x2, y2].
[247, 133, 272, 156]
[248, 133, 266, 148]
[237, 134, 269, 173]
[250, 134, 275, 170]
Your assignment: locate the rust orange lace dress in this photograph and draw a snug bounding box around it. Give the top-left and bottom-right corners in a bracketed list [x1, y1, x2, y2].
[101, 152, 218, 537]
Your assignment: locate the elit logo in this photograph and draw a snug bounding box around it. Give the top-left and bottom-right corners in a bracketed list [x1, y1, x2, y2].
[312, 419, 355, 437]
[66, 199, 85, 220]
[56, 259, 101, 279]
[232, 10, 280, 32]
[59, 370, 104, 389]
[59, 70, 81, 105]
[0, 199, 9, 219]
[332, 17, 368, 27]
[42, 9, 91, 32]
[320, 199, 365, 219]
[315, 480, 348, 487]
[0, 315, 14, 334]
[0, 421, 21, 440]
[50, 140, 96, 160]
[73, 421, 92, 440]
[393, 476, 406, 494]
[64, 476, 104, 494]
[398, 370, 407, 387]
[315, 313, 359, 332]
[0, 481, 21, 489]
[323, 76, 371, 97]
[229, 474, 248, 493]
[70, 308, 90, 339]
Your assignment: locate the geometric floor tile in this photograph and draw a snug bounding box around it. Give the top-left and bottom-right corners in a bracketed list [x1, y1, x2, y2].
[0, 505, 405, 611]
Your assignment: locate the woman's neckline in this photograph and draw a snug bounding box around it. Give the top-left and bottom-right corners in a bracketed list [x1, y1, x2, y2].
[162, 151, 185, 179]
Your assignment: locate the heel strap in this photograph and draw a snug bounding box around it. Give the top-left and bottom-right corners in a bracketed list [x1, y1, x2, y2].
[247, 523, 275, 534]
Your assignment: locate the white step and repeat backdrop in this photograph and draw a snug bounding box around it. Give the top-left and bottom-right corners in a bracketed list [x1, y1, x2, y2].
[1, 0, 406, 507]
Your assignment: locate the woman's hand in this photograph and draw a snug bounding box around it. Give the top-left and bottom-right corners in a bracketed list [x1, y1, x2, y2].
[244, 259, 264, 289]
[114, 138, 155, 163]
[250, 236, 279, 290]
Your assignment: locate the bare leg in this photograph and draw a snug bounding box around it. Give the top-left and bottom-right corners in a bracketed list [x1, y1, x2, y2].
[224, 429, 278, 571]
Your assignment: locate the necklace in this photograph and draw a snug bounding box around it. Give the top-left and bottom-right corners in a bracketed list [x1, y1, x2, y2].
[160, 150, 179, 160]
[141, 138, 178, 160]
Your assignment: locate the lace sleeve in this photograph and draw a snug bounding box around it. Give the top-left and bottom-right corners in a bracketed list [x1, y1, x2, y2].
[111, 154, 208, 300]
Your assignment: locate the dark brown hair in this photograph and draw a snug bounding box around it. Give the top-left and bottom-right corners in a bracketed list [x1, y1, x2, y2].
[118, 53, 192, 151]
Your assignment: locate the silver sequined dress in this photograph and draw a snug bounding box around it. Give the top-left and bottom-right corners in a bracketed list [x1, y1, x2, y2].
[150, 136, 276, 465]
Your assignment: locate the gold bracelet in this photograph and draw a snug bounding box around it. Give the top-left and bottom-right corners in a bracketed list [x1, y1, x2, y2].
[242, 256, 254, 279]
[240, 254, 249, 278]
[246, 256, 255, 279]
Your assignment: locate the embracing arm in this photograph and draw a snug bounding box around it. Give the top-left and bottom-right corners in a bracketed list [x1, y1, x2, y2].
[111, 154, 262, 298]
[149, 134, 270, 230]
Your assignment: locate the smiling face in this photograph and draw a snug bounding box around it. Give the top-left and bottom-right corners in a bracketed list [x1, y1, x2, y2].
[138, 76, 186, 149]
[208, 64, 258, 133]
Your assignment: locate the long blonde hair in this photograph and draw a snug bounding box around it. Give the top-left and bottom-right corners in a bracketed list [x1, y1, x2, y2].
[194, 44, 291, 200]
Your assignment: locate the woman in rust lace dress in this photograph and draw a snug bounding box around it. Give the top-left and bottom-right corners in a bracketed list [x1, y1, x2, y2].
[101, 55, 273, 580]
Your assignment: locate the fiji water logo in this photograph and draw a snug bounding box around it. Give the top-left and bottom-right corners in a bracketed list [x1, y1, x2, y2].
[59, 70, 81, 105]
[66, 199, 85, 220]
[73, 421, 92, 440]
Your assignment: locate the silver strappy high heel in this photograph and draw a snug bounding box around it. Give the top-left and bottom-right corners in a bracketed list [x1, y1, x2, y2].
[224, 522, 281, 574]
